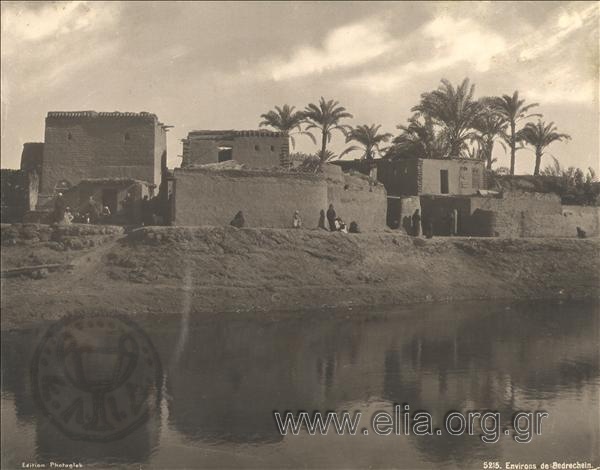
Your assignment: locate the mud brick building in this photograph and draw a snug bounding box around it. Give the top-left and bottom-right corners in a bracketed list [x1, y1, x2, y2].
[38, 111, 168, 208]
[377, 157, 485, 197]
[181, 130, 289, 168]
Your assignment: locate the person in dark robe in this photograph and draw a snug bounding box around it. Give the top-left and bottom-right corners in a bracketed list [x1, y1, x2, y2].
[230, 211, 245, 228]
[53, 192, 66, 224]
[349, 221, 360, 233]
[141, 195, 153, 226]
[326, 204, 337, 231]
[318, 210, 327, 230]
[412, 209, 421, 237]
[83, 196, 100, 224]
[122, 192, 135, 223]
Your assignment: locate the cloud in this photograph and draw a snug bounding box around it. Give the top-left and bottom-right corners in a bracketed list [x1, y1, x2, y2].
[518, 3, 598, 61]
[1, 1, 122, 93]
[345, 15, 507, 93]
[264, 18, 397, 81]
[1, 1, 120, 56]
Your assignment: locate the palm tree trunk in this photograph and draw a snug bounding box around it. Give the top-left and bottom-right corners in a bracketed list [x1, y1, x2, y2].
[320, 130, 327, 161]
[534, 149, 542, 176]
[486, 141, 495, 170]
[510, 122, 516, 175]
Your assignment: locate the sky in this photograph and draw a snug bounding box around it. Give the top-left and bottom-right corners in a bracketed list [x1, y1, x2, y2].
[1, 1, 598, 174]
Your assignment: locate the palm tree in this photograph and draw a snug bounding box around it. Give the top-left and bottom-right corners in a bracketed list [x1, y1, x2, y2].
[339, 124, 392, 160]
[391, 114, 445, 159]
[259, 104, 316, 149]
[303, 97, 353, 161]
[472, 102, 507, 170]
[518, 120, 571, 176]
[412, 78, 483, 158]
[491, 91, 541, 175]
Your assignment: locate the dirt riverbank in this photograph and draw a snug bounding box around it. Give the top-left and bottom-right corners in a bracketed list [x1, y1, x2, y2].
[1, 224, 599, 329]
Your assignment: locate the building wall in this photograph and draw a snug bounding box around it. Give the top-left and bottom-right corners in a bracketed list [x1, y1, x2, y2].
[420, 158, 484, 195]
[521, 206, 600, 238]
[39, 112, 165, 207]
[376, 158, 484, 196]
[182, 132, 289, 168]
[327, 179, 387, 232]
[468, 192, 562, 238]
[172, 168, 387, 231]
[376, 159, 419, 196]
[419, 191, 599, 238]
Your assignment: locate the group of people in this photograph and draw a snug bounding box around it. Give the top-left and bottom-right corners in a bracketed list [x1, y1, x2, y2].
[52, 191, 161, 226]
[53, 193, 110, 225]
[409, 208, 459, 238]
[324, 204, 358, 233]
[229, 204, 359, 233]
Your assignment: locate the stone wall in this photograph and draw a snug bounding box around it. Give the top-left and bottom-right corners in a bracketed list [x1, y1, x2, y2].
[172, 167, 387, 231]
[39, 111, 166, 207]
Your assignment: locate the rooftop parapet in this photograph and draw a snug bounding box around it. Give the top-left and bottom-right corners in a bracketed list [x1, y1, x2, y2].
[186, 129, 288, 139]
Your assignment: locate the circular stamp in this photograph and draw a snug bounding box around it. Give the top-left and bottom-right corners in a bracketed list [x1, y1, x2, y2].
[31, 314, 162, 442]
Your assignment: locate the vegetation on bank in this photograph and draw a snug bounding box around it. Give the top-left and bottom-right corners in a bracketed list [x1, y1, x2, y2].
[258, 77, 585, 181]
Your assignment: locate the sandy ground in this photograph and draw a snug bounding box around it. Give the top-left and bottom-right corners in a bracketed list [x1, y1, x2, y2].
[1, 225, 599, 329]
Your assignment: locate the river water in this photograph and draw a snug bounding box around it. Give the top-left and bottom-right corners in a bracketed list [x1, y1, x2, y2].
[1, 300, 599, 469]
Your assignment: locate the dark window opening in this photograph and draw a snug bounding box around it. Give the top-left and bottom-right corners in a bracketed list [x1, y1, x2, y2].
[270, 145, 275, 152]
[254, 144, 260, 151]
[218, 146, 233, 162]
[124, 132, 130, 141]
[440, 169, 449, 194]
[67, 132, 72, 141]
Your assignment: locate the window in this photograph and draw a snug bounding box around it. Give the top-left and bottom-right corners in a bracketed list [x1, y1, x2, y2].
[472, 168, 481, 188]
[218, 146, 233, 162]
[67, 132, 73, 141]
[254, 144, 260, 151]
[270, 145, 275, 152]
[124, 132, 131, 141]
[440, 170, 449, 194]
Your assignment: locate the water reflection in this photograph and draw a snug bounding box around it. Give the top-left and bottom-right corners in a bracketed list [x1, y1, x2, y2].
[1, 300, 599, 469]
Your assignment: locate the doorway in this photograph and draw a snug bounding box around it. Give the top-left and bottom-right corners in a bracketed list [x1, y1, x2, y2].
[440, 170, 449, 194]
[102, 188, 118, 215]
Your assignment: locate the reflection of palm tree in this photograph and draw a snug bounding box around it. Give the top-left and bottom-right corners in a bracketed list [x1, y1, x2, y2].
[259, 104, 316, 149]
[412, 78, 483, 158]
[518, 120, 571, 176]
[339, 124, 392, 160]
[491, 91, 541, 175]
[304, 97, 353, 161]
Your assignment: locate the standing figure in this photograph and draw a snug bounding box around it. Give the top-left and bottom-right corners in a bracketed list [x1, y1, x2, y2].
[292, 210, 302, 229]
[63, 207, 74, 225]
[326, 204, 337, 232]
[53, 192, 66, 224]
[449, 208, 458, 236]
[412, 209, 422, 237]
[84, 196, 100, 224]
[141, 195, 153, 226]
[318, 210, 327, 230]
